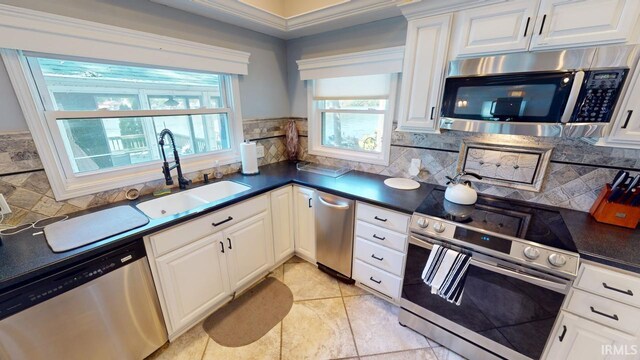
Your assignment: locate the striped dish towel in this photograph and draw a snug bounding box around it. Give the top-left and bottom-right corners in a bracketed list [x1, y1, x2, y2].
[421, 244, 471, 305]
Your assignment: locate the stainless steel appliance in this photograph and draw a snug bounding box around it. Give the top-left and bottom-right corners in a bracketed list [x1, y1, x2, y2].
[440, 45, 639, 137]
[315, 191, 355, 281]
[399, 188, 579, 360]
[0, 241, 167, 360]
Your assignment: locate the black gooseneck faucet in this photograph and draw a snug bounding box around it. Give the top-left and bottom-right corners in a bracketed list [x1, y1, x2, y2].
[158, 128, 191, 190]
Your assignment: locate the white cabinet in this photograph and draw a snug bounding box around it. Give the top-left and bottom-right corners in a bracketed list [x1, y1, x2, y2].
[224, 211, 274, 290]
[544, 311, 638, 360]
[451, 0, 640, 58]
[293, 186, 316, 262]
[450, 0, 538, 57]
[601, 62, 640, 147]
[271, 186, 295, 263]
[155, 233, 231, 332]
[396, 14, 452, 132]
[531, 0, 640, 50]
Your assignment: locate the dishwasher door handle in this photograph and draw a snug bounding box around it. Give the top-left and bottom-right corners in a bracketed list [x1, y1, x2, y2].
[317, 196, 350, 210]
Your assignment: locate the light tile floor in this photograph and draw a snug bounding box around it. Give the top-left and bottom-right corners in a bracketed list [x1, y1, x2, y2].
[148, 256, 466, 360]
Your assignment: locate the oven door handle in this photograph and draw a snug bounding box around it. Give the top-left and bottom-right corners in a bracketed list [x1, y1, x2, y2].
[560, 70, 585, 123]
[409, 236, 569, 293]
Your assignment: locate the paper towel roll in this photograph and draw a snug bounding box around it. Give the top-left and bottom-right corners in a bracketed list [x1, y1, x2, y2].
[240, 141, 259, 175]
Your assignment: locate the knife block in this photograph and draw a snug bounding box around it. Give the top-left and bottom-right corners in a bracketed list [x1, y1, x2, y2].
[589, 184, 640, 229]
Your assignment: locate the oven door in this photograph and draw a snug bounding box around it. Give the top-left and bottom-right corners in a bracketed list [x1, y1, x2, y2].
[401, 235, 570, 360]
[440, 71, 584, 137]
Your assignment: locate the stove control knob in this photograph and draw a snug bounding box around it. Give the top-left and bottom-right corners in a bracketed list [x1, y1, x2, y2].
[548, 253, 567, 267]
[433, 222, 446, 233]
[523, 247, 540, 260]
[416, 217, 429, 228]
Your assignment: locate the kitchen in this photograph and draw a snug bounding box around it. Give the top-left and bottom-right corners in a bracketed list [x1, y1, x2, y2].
[0, 0, 639, 359]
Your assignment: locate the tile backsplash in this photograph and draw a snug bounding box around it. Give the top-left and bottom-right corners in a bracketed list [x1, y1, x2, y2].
[0, 118, 296, 227]
[299, 122, 639, 212]
[0, 116, 637, 228]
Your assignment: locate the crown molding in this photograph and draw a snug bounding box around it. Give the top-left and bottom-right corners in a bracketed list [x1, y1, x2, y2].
[151, 0, 402, 39]
[398, 0, 507, 20]
[0, 4, 251, 74]
[297, 46, 404, 79]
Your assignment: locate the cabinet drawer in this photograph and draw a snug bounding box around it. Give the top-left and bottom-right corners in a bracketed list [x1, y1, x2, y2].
[355, 220, 407, 253]
[353, 259, 402, 299]
[149, 195, 268, 257]
[565, 289, 640, 335]
[354, 237, 406, 277]
[356, 202, 410, 234]
[575, 264, 640, 308]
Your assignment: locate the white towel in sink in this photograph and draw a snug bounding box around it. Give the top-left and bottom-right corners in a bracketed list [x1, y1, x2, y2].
[421, 244, 471, 305]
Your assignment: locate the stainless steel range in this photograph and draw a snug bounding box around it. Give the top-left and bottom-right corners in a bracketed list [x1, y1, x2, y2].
[399, 188, 580, 360]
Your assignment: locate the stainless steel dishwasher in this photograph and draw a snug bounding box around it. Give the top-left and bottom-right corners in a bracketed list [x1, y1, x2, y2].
[0, 241, 167, 360]
[315, 191, 355, 282]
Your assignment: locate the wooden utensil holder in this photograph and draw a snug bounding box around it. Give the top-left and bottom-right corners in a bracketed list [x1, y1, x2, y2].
[589, 184, 640, 229]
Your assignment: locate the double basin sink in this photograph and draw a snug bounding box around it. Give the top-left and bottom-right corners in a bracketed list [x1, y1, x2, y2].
[136, 181, 251, 219]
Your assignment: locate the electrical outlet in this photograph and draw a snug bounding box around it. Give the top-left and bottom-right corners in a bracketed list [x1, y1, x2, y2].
[0, 194, 11, 215]
[256, 145, 265, 158]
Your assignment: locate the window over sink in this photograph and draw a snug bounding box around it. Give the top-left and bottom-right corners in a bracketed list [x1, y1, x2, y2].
[2, 50, 244, 200]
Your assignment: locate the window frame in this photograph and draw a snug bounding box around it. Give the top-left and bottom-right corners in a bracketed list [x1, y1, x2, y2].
[1, 49, 244, 200]
[307, 74, 398, 166]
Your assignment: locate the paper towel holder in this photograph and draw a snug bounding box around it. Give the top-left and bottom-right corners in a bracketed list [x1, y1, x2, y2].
[240, 140, 260, 175]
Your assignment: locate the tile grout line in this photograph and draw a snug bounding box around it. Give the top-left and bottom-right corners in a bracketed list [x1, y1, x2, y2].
[200, 336, 210, 360]
[339, 287, 360, 359]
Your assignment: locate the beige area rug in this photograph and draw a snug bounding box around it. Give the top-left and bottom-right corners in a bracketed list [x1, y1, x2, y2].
[203, 277, 293, 347]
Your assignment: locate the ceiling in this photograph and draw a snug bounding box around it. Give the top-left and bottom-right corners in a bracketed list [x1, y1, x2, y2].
[150, 0, 405, 39]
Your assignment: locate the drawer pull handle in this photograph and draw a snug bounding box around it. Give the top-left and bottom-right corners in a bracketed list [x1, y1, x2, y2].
[308, 198, 312, 208]
[558, 325, 567, 342]
[538, 14, 546, 35]
[590, 306, 619, 321]
[603, 282, 634, 296]
[372, 234, 386, 241]
[220, 241, 225, 253]
[369, 276, 382, 284]
[374, 216, 388, 222]
[371, 254, 384, 261]
[212, 216, 233, 227]
[227, 237, 233, 250]
[622, 110, 633, 129]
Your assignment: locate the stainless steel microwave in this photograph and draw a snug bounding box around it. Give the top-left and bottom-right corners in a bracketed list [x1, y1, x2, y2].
[440, 46, 639, 138]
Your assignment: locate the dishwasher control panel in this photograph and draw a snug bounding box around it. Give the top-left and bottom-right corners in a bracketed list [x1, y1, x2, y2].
[0, 240, 146, 321]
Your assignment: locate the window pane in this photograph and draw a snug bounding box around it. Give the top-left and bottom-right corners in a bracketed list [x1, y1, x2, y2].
[29, 56, 223, 110]
[58, 114, 230, 173]
[321, 112, 384, 153]
[320, 99, 387, 111]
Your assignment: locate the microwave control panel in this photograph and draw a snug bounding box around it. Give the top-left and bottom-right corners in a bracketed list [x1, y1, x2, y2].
[572, 69, 628, 123]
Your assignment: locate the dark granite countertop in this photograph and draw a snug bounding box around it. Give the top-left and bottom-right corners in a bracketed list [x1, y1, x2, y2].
[0, 162, 434, 293]
[1, 161, 638, 295]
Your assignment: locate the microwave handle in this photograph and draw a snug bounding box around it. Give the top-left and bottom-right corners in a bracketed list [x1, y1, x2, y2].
[560, 70, 585, 123]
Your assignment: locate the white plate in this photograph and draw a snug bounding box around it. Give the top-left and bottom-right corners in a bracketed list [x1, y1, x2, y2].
[383, 178, 420, 190]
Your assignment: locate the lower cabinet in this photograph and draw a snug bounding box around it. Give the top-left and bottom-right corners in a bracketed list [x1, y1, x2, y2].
[544, 311, 638, 360]
[293, 186, 316, 262]
[224, 211, 274, 290]
[271, 186, 295, 263]
[155, 233, 231, 332]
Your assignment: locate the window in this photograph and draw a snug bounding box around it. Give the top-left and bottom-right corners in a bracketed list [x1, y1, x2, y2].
[5, 51, 243, 199]
[308, 74, 397, 165]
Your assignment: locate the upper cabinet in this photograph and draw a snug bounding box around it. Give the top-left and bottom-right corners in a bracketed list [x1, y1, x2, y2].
[598, 59, 640, 148]
[450, 0, 538, 57]
[450, 0, 640, 58]
[396, 14, 452, 132]
[531, 0, 640, 50]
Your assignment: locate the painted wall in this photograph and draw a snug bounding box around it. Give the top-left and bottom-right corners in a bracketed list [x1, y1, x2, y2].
[0, 0, 290, 122]
[286, 16, 408, 117]
[0, 59, 27, 131]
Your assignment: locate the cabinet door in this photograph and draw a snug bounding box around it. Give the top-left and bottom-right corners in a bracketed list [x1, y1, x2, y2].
[156, 233, 230, 332]
[531, 0, 640, 50]
[396, 14, 452, 133]
[543, 311, 638, 360]
[271, 186, 295, 263]
[293, 186, 316, 262]
[607, 65, 640, 145]
[224, 211, 274, 290]
[451, 0, 539, 57]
